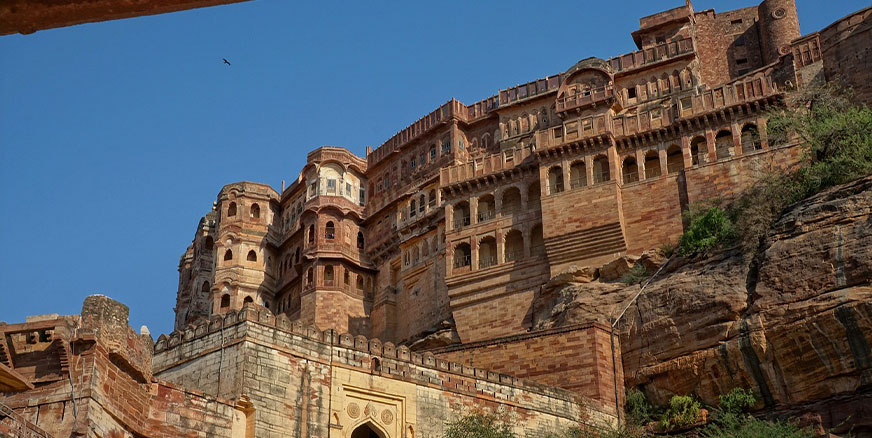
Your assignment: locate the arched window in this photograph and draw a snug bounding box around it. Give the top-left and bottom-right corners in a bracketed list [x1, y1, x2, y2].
[356, 275, 364, 290]
[344, 270, 350, 285]
[644, 151, 661, 179]
[412, 246, 420, 264]
[593, 155, 610, 183]
[479, 236, 496, 268]
[622, 157, 639, 183]
[418, 194, 425, 213]
[308, 224, 315, 244]
[505, 229, 524, 262]
[690, 136, 707, 166]
[250, 203, 260, 219]
[453, 202, 470, 230]
[548, 166, 564, 194]
[428, 189, 437, 207]
[203, 236, 214, 253]
[306, 267, 314, 285]
[247, 250, 257, 262]
[570, 161, 587, 189]
[243, 296, 253, 304]
[502, 187, 521, 213]
[325, 221, 335, 240]
[715, 130, 733, 159]
[224, 249, 233, 261]
[453, 243, 471, 269]
[477, 194, 495, 222]
[741, 124, 761, 151]
[527, 182, 540, 209]
[201, 281, 210, 293]
[324, 265, 334, 285]
[409, 200, 417, 217]
[220, 294, 230, 308]
[531, 224, 545, 255]
[357, 232, 365, 249]
[227, 202, 237, 217]
[666, 145, 684, 174]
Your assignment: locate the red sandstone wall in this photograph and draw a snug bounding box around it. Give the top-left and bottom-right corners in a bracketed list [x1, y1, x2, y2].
[540, 180, 626, 275]
[621, 174, 685, 255]
[432, 323, 624, 417]
[820, 6, 872, 106]
[694, 6, 765, 86]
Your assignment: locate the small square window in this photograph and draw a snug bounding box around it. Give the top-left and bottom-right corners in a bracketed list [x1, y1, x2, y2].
[627, 87, 637, 99]
[736, 58, 748, 65]
[731, 19, 743, 25]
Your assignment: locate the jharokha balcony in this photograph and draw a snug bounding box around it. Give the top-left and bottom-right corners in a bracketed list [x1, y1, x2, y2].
[556, 85, 621, 114]
[538, 70, 781, 150]
[440, 147, 535, 187]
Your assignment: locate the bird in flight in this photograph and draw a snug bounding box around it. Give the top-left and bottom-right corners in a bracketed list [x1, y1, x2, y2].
[223, 58, 231, 66]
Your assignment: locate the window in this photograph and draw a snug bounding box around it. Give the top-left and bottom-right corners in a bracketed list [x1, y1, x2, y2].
[357, 232, 365, 249]
[453, 243, 471, 269]
[247, 250, 257, 262]
[227, 202, 237, 217]
[201, 281, 210, 292]
[478, 237, 496, 269]
[593, 155, 610, 183]
[627, 86, 637, 99]
[243, 296, 253, 304]
[306, 267, 314, 284]
[691, 136, 707, 165]
[419, 153, 425, 165]
[411, 157, 417, 170]
[644, 151, 661, 179]
[570, 161, 587, 189]
[429, 146, 436, 160]
[359, 187, 366, 206]
[324, 265, 334, 285]
[346, 182, 352, 197]
[666, 145, 684, 173]
[477, 195, 495, 222]
[441, 137, 450, 154]
[410, 200, 417, 217]
[250, 203, 260, 219]
[327, 179, 337, 194]
[308, 181, 317, 198]
[731, 18, 743, 25]
[325, 221, 335, 240]
[504, 229, 524, 262]
[308, 224, 315, 244]
[741, 124, 762, 151]
[548, 166, 564, 194]
[715, 130, 733, 159]
[220, 294, 230, 308]
[736, 58, 748, 65]
[224, 249, 233, 261]
[356, 275, 364, 290]
[419, 194, 425, 213]
[344, 270, 350, 285]
[622, 157, 639, 183]
[428, 190, 436, 207]
[458, 138, 465, 151]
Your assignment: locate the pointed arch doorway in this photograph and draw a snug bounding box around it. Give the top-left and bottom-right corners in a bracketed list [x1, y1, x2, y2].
[350, 422, 386, 438]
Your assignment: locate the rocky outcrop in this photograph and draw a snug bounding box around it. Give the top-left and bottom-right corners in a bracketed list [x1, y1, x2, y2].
[533, 176, 872, 435]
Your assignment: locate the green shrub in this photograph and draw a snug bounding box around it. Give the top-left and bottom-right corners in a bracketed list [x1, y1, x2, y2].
[443, 412, 516, 438]
[625, 388, 654, 424]
[678, 205, 735, 256]
[660, 395, 701, 430]
[620, 264, 649, 285]
[717, 388, 757, 415]
[659, 242, 675, 258]
[702, 413, 813, 438]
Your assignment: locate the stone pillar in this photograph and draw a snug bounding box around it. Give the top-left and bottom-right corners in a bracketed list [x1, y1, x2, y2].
[681, 135, 692, 168]
[470, 237, 478, 271]
[731, 122, 744, 156]
[758, 117, 770, 149]
[496, 230, 505, 264]
[659, 144, 669, 175]
[585, 154, 595, 186]
[635, 148, 645, 181]
[705, 129, 717, 163]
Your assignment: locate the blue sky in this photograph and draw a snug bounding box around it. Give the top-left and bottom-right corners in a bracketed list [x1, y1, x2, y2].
[0, 0, 865, 336]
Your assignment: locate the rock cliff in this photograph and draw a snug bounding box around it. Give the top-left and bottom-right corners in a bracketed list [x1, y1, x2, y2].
[533, 176, 872, 435]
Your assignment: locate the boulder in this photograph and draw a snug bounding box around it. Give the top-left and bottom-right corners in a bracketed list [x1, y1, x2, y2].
[598, 255, 639, 282]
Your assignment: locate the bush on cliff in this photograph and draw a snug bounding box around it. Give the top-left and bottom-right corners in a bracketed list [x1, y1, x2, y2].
[702, 388, 813, 438]
[660, 395, 702, 430]
[678, 203, 736, 256]
[678, 82, 872, 258]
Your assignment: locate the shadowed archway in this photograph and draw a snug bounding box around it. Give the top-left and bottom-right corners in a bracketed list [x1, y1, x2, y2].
[351, 422, 386, 438]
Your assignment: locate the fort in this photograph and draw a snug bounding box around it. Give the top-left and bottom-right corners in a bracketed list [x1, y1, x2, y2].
[2, 1, 871, 437]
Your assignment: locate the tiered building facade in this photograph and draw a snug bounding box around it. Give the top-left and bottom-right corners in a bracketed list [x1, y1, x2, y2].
[174, 0, 830, 344]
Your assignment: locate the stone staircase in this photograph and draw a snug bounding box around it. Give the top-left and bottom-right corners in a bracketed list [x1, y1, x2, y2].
[0, 402, 53, 438]
[544, 222, 626, 267]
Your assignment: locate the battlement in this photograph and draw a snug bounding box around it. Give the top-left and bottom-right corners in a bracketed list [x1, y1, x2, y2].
[153, 304, 591, 406]
[366, 99, 465, 169]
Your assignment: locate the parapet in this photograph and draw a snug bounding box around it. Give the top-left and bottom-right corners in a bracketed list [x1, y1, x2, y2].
[153, 304, 583, 404]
